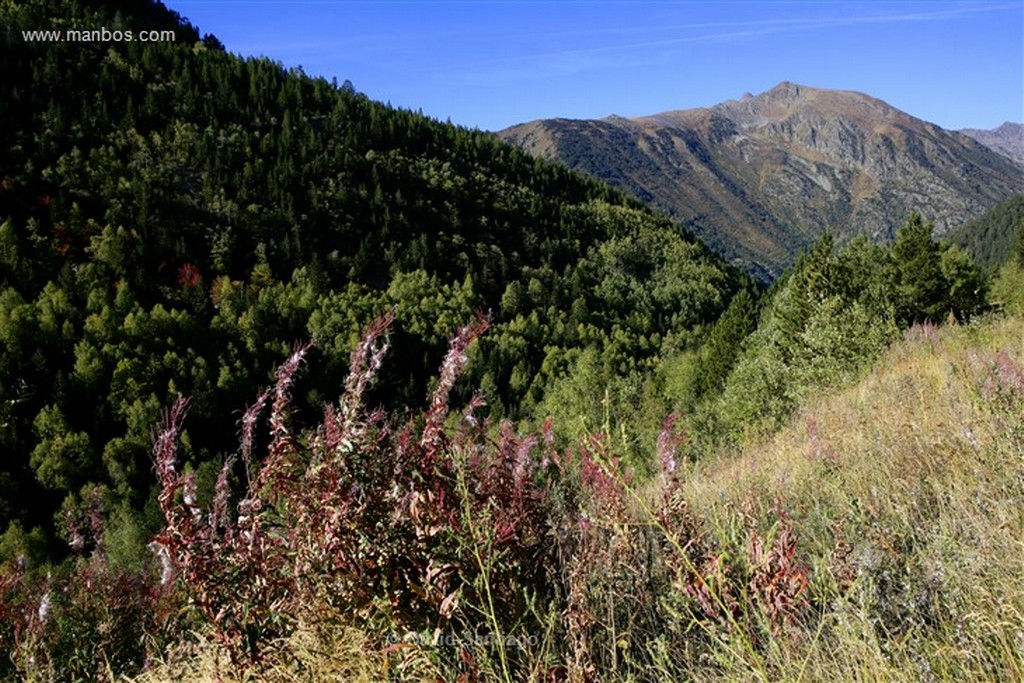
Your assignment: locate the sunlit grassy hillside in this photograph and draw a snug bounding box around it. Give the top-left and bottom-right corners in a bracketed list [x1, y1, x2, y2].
[674, 314, 1024, 681]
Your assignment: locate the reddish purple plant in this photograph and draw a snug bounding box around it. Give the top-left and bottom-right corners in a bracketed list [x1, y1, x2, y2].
[176, 262, 202, 289]
[976, 350, 1024, 402]
[147, 314, 816, 677]
[961, 349, 1024, 438]
[152, 379, 298, 664]
[657, 412, 687, 492]
[150, 313, 563, 668]
[419, 313, 491, 474]
[0, 498, 178, 680]
[576, 433, 628, 519]
[748, 512, 810, 637]
[0, 558, 31, 675]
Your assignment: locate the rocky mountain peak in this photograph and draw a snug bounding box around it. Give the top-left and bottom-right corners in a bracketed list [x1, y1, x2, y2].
[960, 121, 1024, 165]
[498, 84, 1024, 280]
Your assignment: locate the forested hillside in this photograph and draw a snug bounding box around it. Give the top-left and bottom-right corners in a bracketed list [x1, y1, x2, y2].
[946, 193, 1024, 269]
[1, 0, 747, 562]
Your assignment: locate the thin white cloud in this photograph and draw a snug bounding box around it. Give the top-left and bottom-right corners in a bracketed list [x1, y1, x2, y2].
[441, 2, 1018, 85]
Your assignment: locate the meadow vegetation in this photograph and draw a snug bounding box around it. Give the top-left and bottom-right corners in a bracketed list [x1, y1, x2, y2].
[4, 286, 1022, 681]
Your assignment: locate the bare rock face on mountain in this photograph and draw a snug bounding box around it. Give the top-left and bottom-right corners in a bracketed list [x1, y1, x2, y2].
[960, 122, 1024, 165]
[499, 82, 1024, 280]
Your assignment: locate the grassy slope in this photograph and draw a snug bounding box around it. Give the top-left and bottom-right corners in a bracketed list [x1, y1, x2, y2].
[678, 313, 1024, 680]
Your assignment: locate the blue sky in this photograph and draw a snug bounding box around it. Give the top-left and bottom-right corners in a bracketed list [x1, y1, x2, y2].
[170, 1, 1022, 132]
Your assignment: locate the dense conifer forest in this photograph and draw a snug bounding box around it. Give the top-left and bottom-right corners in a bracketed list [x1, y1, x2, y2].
[946, 193, 1024, 270]
[1, 2, 1019, 681]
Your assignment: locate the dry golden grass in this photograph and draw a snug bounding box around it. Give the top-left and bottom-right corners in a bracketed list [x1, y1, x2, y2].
[133, 620, 447, 682]
[674, 314, 1024, 681]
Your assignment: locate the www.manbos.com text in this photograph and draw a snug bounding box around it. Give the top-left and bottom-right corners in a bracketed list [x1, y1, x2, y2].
[22, 27, 176, 43]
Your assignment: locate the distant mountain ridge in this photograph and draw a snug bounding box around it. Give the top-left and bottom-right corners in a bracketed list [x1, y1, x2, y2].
[499, 82, 1024, 280]
[959, 122, 1024, 165]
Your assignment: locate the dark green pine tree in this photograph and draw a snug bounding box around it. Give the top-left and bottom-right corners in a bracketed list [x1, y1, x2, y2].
[772, 231, 836, 357]
[694, 287, 759, 399]
[890, 213, 947, 324]
[1015, 219, 1024, 266]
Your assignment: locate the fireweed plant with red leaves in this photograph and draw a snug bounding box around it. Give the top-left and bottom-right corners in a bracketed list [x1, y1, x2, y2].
[152, 314, 563, 668]
[0, 486, 180, 681]
[149, 315, 812, 678]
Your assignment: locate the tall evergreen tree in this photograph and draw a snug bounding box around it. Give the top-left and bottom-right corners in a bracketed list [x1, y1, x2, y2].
[891, 214, 947, 324]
